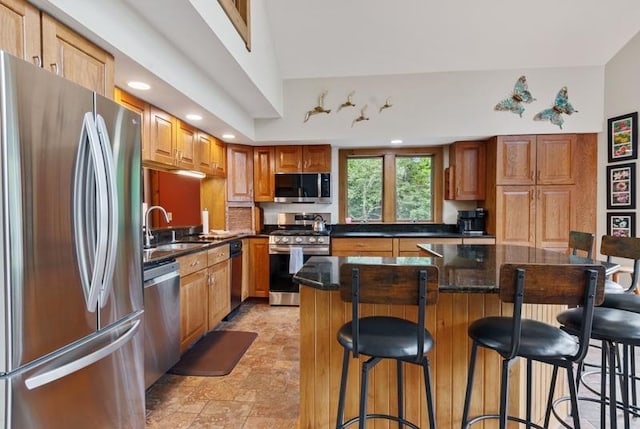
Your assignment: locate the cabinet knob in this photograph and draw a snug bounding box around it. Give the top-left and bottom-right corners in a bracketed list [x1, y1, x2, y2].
[50, 63, 59, 75]
[32, 56, 41, 67]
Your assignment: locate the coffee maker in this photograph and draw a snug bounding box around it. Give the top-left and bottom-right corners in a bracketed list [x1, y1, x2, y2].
[457, 208, 486, 235]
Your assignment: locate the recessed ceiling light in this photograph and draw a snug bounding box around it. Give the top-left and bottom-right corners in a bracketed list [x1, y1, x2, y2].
[186, 114, 202, 121]
[390, 139, 403, 144]
[222, 133, 236, 139]
[127, 81, 150, 90]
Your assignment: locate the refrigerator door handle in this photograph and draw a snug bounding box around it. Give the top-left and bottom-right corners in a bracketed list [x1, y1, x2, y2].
[95, 114, 119, 308]
[72, 112, 109, 312]
[24, 319, 141, 390]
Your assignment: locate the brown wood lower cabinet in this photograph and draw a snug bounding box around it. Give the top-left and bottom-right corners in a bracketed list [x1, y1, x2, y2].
[299, 286, 566, 428]
[207, 245, 230, 330]
[177, 258, 208, 353]
[248, 237, 269, 298]
[332, 237, 496, 257]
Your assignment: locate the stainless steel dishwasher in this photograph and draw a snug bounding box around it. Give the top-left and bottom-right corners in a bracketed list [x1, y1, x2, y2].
[143, 260, 180, 389]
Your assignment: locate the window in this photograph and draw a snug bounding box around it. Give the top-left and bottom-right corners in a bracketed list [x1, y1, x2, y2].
[218, 0, 251, 50]
[339, 147, 443, 223]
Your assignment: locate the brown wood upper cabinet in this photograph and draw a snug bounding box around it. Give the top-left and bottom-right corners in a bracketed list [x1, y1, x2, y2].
[253, 146, 275, 202]
[114, 88, 149, 160]
[175, 120, 197, 170]
[492, 134, 576, 186]
[0, 0, 114, 97]
[197, 132, 226, 177]
[227, 144, 254, 202]
[41, 14, 114, 97]
[445, 140, 486, 200]
[0, 0, 40, 63]
[275, 144, 331, 173]
[148, 106, 178, 166]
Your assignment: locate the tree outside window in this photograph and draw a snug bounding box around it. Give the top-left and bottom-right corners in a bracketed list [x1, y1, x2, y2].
[339, 147, 443, 223]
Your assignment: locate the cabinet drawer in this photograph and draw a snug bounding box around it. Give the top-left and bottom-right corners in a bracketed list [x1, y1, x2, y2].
[208, 244, 230, 266]
[332, 238, 393, 253]
[177, 252, 207, 277]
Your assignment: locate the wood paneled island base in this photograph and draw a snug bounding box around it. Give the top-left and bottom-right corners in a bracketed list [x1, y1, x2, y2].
[294, 247, 616, 428]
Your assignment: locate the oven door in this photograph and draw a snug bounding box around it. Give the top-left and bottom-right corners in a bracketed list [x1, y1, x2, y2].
[269, 252, 312, 306]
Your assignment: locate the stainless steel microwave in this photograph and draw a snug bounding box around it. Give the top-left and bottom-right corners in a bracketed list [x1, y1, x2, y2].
[274, 173, 331, 203]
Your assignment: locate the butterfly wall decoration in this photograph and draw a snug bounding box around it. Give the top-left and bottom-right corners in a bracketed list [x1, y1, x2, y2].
[494, 76, 536, 117]
[533, 86, 578, 129]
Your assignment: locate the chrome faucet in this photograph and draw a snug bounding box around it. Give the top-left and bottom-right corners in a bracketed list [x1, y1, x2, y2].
[144, 205, 170, 248]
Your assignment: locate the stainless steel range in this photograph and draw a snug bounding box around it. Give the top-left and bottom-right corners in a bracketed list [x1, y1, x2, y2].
[268, 213, 331, 306]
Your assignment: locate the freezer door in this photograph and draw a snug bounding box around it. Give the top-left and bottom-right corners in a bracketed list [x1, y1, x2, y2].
[95, 94, 143, 329]
[0, 52, 98, 372]
[0, 315, 144, 429]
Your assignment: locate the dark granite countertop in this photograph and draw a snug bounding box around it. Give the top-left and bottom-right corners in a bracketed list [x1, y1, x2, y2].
[293, 244, 619, 293]
[142, 234, 250, 267]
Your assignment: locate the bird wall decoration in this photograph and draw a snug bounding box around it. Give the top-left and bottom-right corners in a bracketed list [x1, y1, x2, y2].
[304, 91, 332, 123]
[337, 91, 356, 112]
[494, 75, 536, 117]
[352, 105, 369, 127]
[379, 97, 393, 113]
[533, 86, 578, 129]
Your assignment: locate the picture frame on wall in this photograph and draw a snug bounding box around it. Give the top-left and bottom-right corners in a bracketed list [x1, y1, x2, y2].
[608, 112, 638, 162]
[607, 163, 636, 209]
[607, 212, 636, 237]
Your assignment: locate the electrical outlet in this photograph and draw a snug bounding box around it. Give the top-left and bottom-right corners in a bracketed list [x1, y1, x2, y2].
[167, 212, 173, 222]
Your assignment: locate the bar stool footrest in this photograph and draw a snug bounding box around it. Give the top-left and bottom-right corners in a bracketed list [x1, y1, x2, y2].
[339, 413, 420, 429]
[463, 413, 546, 429]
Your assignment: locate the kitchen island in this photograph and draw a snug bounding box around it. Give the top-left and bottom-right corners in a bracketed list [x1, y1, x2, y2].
[293, 244, 615, 429]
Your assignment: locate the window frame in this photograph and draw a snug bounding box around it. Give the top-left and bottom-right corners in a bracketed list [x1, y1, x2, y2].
[338, 146, 443, 223]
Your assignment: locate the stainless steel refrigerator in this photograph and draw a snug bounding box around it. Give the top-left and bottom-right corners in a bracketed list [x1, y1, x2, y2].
[0, 51, 145, 428]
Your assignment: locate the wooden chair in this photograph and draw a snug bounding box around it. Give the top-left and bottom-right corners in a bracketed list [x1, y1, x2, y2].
[600, 235, 640, 294]
[461, 263, 605, 429]
[336, 263, 439, 429]
[568, 230, 595, 259]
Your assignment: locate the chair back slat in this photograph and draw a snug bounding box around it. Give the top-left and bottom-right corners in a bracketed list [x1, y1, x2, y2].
[499, 264, 605, 306]
[600, 235, 640, 260]
[339, 264, 439, 306]
[569, 230, 595, 258]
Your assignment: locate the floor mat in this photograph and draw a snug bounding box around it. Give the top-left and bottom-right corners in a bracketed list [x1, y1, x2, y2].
[169, 330, 257, 376]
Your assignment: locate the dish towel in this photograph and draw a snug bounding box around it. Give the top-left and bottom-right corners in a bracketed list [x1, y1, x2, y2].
[289, 246, 304, 274]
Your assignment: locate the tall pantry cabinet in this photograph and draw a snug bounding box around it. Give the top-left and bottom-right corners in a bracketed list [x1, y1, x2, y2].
[482, 134, 597, 251]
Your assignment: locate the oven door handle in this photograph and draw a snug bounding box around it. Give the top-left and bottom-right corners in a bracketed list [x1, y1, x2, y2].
[269, 245, 330, 255]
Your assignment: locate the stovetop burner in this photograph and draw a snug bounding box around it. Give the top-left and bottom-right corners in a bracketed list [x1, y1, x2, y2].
[270, 229, 330, 237]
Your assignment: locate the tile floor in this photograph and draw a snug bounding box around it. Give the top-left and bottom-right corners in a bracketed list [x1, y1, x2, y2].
[145, 299, 300, 429]
[145, 299, 638, 429]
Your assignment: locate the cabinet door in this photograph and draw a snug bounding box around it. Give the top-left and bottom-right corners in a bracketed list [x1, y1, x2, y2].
[495, 186, 535, 246]
[253, 146, 275, 202]
[227, 144, 254, 201]
[275, 146, 303, 173]
[249, 238, 269, 297]
[0, 0, 40, 63]
[303, 145, 331, 172]
[148, 106, 176, 166]
[179, 270, 208, 353]
[41, 13, 114, 97]
[331, 238, 394, 256]
[211, 137, 226, 177]
[207, 260, 230, 330]
[114, 88, 149, 161]
[448, 141, 486, 200]
[175, 120, 196, 170]
[398, 237, 462, 256]
[536, 134, 576, 185]
[196, 131, 214, 175]
[536, 185, 574, 251]
[495, 135, 536, 185]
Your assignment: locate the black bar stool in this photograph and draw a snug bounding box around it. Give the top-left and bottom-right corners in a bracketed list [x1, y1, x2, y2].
[461, 263, 605, 429]
[336, 262, 439, 429]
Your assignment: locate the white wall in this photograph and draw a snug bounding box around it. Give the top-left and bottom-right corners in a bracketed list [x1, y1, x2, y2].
[256, 67, 605, 146]
[600, 31, 640, 248]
